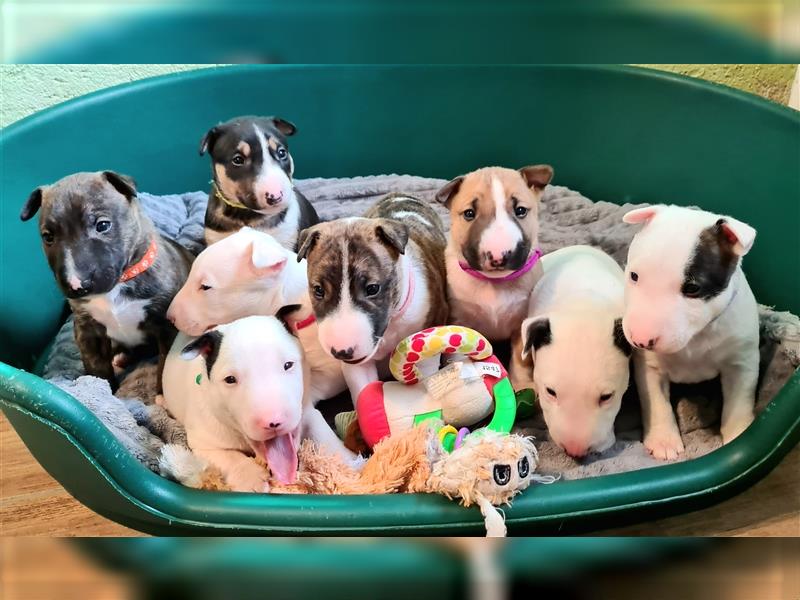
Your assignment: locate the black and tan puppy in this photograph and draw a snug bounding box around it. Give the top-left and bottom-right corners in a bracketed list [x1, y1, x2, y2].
[297, 194, 448, 403]
[20, 171, 193, 391]
[199, 115, 319, 250]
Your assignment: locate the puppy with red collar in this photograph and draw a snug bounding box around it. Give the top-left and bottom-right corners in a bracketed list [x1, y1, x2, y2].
[297, 194, 449, 402]
[435, 165, 553, 380]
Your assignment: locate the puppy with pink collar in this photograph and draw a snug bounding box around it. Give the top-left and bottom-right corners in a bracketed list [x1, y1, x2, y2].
[435, 165, 554, 379]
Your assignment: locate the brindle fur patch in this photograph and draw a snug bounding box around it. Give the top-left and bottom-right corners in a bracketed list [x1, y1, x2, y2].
[683, 219, 740, 300]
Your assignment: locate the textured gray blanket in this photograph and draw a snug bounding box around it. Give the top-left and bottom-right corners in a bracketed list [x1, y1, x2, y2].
[42, 175, 800, 479]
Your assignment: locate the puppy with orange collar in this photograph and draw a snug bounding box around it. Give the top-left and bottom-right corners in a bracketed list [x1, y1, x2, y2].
[435, 165, 553, 382]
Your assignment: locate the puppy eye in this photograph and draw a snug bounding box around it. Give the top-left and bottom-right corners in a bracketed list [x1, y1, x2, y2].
[546, 387, 557, 398]
[231, 154, 245, 166]
[41, 231, 55, 245]
[283, 361, 294, 371]
[223, 375, 237, 385]
[630, 271, 639, 282]
[365, 283, 380, 296]
[599, 392, 614, 404]
[493, 464, 511, 486]
[276, 147, 288, 160]
[517, 456, 530, 478]
[682, 282, 701, 298]
[199, 284, 212, 291]
[312, 284, 325, 299]
[95, 220, 112, 233]
[514, 205, 528, 218]
[463, 208, 476, 222]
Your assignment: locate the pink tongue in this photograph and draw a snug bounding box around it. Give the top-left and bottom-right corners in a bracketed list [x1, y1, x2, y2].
[264, 433, 298, 484]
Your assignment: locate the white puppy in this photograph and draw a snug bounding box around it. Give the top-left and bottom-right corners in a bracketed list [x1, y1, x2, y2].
[166, 227, 346, 403]
[622, 205, 759, 459]
[514, 246, 633, 458]
[160, 316, 352, 492]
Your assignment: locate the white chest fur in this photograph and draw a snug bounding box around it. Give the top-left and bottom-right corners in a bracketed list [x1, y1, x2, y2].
[83, 286, 149, 347]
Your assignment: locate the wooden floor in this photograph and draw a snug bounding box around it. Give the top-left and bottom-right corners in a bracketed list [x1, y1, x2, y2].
[1, 413, 798, 536]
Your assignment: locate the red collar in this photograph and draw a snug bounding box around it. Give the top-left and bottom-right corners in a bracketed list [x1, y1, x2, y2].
[119, 239, 158, 283]
[293, 312, 317, 331]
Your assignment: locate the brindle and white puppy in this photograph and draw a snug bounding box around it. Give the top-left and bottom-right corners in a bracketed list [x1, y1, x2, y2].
[200, 115, 319, 249]
[20, 171, 193, 391]
[435, 165, 553, 377]
[297, 194, 448, 402]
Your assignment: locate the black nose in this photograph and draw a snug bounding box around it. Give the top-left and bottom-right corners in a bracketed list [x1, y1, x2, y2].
[330, 346, 354, 360]
[268, 422, 281, 429]
[73, 286, 90, 297]
[265, 193, 282, 206]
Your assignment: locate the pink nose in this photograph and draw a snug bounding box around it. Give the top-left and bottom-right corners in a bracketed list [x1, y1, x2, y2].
[630, 335, 659, 350]
[562, 440, 588, 458]
[254, 416, 286, 431]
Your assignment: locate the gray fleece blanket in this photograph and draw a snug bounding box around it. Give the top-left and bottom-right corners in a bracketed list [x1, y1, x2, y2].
[42, 175, 800, 480]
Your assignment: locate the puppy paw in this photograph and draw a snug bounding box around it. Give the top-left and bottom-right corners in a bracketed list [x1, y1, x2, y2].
[721, 414, 754, 445]
[225, 461, 270, 493]
[154, 394, 166, 407]
[112, 352, 130, 374]
[644, 427, 685, 461]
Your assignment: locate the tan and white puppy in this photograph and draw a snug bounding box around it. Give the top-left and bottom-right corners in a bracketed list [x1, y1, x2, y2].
[297, 194, 449, 402]
[161, 316, 353, 492]
[622, 205, 759, 459]
[514, 246, 633, 458]
[435, 165, 553, 376]
[166, 227, 346, 402]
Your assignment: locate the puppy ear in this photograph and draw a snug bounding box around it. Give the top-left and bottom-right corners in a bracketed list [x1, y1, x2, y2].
[435, 175, 464, 208]
[622, 205, 662, 225]
[520, 316, 551, 360]
[612, 318, 632, 357]
[375, 219, 409, 255]
[296, 226, 321, 262]
[248, 237, 288, 278]
[275, 304, 302, 337]
[20, 187, 43, 221]
[102, 171, 137, 201]
[180, 331, 222, 376]
[519, 165, 554, 191]
[716, 217, 756, 256]
[271, 117, 297, 137]
[199, 125, 221, 156]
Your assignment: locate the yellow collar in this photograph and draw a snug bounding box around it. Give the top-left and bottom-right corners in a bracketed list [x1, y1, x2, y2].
[211, 181, 252, 211]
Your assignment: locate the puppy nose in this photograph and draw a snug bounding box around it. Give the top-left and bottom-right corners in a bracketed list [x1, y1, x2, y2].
[562, 441, 588, 458]
[487, 251, 509, 268]
[631, 336, 659, 350]
[268, 421, 281, 429]
[265, 192, 282, 206]
[73, 286, 90, 297]
[330, 346, 355, 360]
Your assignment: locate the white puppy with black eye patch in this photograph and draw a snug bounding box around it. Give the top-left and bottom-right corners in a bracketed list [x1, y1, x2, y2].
[160, 316, 352, 493]
[514, 246, 633, 458]
[622, 205, 759, 460]
[166, 227, 346, 403]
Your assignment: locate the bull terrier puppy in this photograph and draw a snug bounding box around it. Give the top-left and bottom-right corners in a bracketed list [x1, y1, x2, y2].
[199, 115, 319, 249]
[161, 316, 353, 492]
[20, 171, 193, 391]
[435, 165, 553, 379]
[297, 194, 449, 402]
[622, 205, 759, 459]
[515, 246, 633, 458]
[166, 227, 346, 402]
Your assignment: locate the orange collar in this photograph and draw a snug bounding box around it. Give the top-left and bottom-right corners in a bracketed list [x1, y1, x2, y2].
[120, 239, 158, 283]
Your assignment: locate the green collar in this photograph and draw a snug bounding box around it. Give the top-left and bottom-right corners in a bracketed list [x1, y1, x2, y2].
[211, 181, 253, 211]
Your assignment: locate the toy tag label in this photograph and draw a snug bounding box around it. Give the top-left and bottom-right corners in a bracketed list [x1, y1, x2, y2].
[474, 361, 502, 379]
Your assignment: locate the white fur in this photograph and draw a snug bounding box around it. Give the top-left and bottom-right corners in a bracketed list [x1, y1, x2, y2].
[622, 205, 759, 458]
[63, 248, 82, 291]
[478, 176, 523, 264]
[514, 246, 631, 457]
[161, 316, 353, 492]
[253, 123, 293, 206]
[83, 285, 149, 347]
[167, 228, 346, 402]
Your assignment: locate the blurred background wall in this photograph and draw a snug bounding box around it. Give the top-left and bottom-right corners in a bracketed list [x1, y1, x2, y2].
[1, 64, 798, 128]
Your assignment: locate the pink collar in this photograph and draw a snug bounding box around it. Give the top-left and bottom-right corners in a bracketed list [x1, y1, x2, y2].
[458, 248, 543, 283]
[120, 238, 157, 283]
[292, 312, 317, 331]
[394, 263, 415, 320]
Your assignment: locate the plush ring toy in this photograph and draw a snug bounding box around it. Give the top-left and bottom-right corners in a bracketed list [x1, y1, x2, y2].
[357, 326, 517, 450]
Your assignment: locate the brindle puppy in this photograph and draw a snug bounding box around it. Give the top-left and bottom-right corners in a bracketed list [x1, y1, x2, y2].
[200, 115, 319, 250]
[20, 171, 193, 391]
[297, 193, 448, 402]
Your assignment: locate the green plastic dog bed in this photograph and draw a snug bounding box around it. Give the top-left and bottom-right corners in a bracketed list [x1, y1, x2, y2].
[1, 65, 798, 535]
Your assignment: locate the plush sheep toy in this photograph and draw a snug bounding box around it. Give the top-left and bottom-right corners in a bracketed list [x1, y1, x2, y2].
[357, 326, 517, 449]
